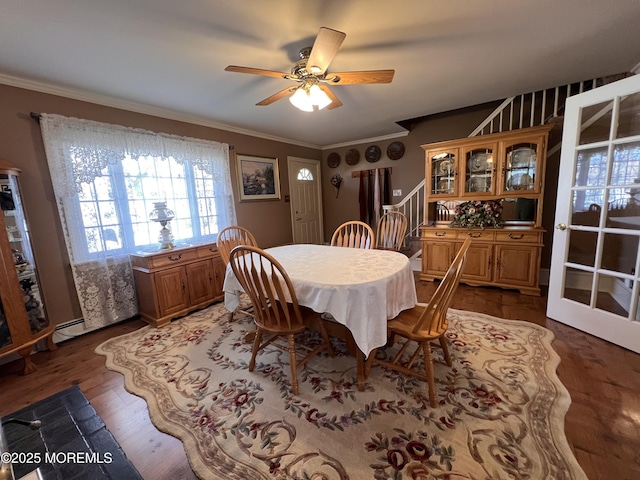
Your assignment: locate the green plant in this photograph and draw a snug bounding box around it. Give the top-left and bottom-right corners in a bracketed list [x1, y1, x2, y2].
[449, 200, 504, 229]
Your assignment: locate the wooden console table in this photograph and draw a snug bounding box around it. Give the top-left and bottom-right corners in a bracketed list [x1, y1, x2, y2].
[130, 242, 225, 327]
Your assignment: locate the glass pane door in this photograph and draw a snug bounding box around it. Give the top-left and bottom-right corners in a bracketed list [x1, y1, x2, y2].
[429, 150, 457, 197]
[548, 75, 640, 353]
[504, 141, 538, 193]
[463, 146, 494, 195]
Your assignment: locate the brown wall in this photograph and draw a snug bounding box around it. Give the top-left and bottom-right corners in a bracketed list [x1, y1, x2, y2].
[0, 84, 562, 328]
[0, 84, 321, 326]
[320, 103, 504, 240]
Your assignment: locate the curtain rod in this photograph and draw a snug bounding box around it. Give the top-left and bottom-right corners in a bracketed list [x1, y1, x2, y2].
[351, 167, 391, 178]
[28, 112, 235, 150]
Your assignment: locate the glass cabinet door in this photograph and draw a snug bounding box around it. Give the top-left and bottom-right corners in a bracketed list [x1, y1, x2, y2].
[428, 149, 458, 197]
[463, 145, 495, 195]
[503, 140, 539, 194]
[1, 174, 48, 336]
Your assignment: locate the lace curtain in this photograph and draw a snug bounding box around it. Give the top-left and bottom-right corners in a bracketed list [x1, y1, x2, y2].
[39, 114, 236, 329]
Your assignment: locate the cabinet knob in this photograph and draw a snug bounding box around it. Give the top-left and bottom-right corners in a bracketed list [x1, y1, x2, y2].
[468, 233, 482, 238]
[508, 233, 524, 240]
[169, 254, 182, 261]
[435, 231, 446, 237]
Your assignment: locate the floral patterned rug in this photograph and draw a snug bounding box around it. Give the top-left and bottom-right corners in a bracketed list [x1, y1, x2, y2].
[95, 300, 586, 480]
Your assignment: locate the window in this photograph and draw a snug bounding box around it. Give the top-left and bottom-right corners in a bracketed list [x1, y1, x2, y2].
[297, 168, 314, 181]
[574, 143, 640, 211]
[78, 154, 223, 256]
[39, 113, 237, 329]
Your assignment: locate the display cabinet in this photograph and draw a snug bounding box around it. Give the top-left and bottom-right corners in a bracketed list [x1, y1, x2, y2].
[130, 242, 225, 327]
[0, 158, 55, 374]
[425, 125, 552, 222]
[421, 125, 553, 295]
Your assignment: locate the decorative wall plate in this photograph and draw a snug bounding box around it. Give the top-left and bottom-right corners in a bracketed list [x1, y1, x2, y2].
[509, 147, 536, 168]
[365, 145, 381, 163]
[506, 172, 534, 190]
[438, 158, 455, 175]
[387, 141, 405, 160]
[437, 179, 453, 193]
[327, 152, 341, 168]
[345, 149, 360, 165]
[467, 152, 492, 173]
[466, 176, 491, 192]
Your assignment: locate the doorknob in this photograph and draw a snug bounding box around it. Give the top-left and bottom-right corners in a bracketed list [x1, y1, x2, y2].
[556, 223, 567, 230]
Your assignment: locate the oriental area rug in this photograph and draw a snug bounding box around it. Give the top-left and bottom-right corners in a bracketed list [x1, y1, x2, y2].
[95, 301, 587, 480]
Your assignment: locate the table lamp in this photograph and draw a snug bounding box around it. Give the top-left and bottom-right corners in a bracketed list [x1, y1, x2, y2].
[148, 201, 175, 249]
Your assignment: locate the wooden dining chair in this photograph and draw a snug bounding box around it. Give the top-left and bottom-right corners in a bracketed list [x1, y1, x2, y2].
[228, 245, 334, 395]
[217, 225, 258, 321]
[217, 225, 258, 265]
[331, 220, 375, 249]
[366, 237, 472, 407]
[376, 211, 408, 251]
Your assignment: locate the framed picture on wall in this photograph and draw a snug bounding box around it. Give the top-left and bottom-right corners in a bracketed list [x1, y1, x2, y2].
[236, 154, 281, 201]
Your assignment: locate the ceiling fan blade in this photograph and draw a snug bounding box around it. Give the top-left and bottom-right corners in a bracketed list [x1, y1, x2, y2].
[256, 86, 296, 106]
[306, 27, 346, 75]
[225, 65, 291, 79]
[327, 70, 395, 85]
[319, 85, 342, 110]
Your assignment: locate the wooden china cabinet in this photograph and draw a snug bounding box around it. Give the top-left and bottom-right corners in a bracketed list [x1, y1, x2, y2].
[0, 158, 55, 374]
[420, 125, 553, 295]
[130, 243, 226, 327]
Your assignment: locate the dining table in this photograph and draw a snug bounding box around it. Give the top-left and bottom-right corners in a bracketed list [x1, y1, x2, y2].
[222, 243, 418, 390]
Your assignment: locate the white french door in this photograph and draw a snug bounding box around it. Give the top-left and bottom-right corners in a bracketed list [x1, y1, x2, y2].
[287, 157, 324, 244]
[548, 73, 640, 353]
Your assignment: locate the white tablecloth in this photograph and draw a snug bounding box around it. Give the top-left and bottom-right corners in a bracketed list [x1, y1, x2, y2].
[223, 244, 417, 356]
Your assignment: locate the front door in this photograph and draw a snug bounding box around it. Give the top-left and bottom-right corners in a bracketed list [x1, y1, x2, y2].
[287, 157, 324, 244]
[547, 73, 640, 353]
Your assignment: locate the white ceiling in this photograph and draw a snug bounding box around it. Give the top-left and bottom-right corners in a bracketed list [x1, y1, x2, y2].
[1, 0, 640, 148]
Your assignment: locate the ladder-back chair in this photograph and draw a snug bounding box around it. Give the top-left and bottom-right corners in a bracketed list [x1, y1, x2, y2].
[366, 237, 472, 407]
[376, 211, 408, 251]
[217, 225, 258, 321]
[228, 245, 334, 395]
[331, 220, 375, 249]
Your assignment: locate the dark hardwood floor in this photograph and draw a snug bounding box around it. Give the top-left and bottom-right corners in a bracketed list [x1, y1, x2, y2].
[1, 276, 639, 480]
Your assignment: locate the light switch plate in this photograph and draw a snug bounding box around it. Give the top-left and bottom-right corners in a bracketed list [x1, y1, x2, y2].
[393, 189, 402, 197]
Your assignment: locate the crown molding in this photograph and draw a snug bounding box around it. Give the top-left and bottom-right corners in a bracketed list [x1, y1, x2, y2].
[322, 130, 409, 150]
[0, 73, 323, 149]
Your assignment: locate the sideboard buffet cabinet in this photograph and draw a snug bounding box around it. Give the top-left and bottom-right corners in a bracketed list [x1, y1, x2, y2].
[130, 242, 226, 327]
[0, 158, 55, 374]
[420, 125, 553, 295]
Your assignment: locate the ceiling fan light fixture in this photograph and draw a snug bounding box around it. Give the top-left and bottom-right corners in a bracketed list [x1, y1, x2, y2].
[289, 84, 332, 112]
[309, 84, 332, 110]
[289, 86, 314, 112]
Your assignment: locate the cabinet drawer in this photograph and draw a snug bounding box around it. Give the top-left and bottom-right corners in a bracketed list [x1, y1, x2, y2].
[197, 244, 219, 258]
[495, 231, 542, 243]
[149, 249, 199, 268]
[422, 229, 455, 239]
[456, 230, 495, 241]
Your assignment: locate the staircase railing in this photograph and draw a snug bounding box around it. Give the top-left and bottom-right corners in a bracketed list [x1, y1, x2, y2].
[390, 78, 603, 252]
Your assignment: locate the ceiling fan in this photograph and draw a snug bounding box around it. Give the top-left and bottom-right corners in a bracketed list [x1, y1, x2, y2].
[224, 27, 395, 112]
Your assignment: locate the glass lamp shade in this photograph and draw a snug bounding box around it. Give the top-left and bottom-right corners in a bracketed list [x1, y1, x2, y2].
[309, 85, 332, 109]
[148, 201, 175, 223]
[289, 84, 332, 112]
[149, 201, 175, 249]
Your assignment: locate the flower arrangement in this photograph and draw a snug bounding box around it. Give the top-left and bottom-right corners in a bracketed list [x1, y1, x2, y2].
[449, 199, 504, 229]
